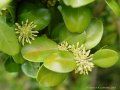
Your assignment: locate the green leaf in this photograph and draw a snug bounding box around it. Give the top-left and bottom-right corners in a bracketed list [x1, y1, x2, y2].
[85, 19, 103, 50]
[0, 17, 19, 56]
[105, 0, 120, 16]
[18, 3, 51, 31]
[62, 0, 95, 8]
[12, 53, 25, 64]
[51, 23, 86, 45]
[22, 62, 40, 78]
[4, 57, 21, 72]
[44, 51, 76, 73]
[58, 5, 92, 33]
[36, 66, 67, 87]
[93, 49, 119, 68]
[21, 36, 58, 62]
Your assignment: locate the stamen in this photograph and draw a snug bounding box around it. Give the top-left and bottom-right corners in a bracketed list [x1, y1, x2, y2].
[15, 19, 38, 45]
[58, 41, 94, 75]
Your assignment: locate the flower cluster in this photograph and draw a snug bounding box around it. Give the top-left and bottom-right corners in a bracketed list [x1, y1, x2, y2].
[15, 19, 39, 46]
[58, 41, 94, 75]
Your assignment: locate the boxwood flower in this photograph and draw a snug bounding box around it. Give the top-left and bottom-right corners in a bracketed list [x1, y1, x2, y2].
[15, 19, 39, 46]
[58, 41, 94, 75]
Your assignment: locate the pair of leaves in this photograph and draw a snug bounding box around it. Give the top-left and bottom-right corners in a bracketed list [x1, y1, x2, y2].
[62, 0, 95, 8]
[58, 5, 92, 33]
[22, 36, 76, 73]
[52, 19, 103, 50]
[51, 23, 86, 45]
[18, 2, 51, 31]
[22, 62, 67, 87]
[0, 17, 19, 56]
[21, 36, 76, 86]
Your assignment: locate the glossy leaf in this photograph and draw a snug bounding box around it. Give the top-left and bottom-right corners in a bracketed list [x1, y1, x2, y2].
[85, 19, 103, 50]
[37, 66, 67, 87]
[44, 51, 76, 73]
[93, 49, 119, 68]
[0, 17, 19, 56]
[4, 57, 21, 72]
[22, 62, 40, 78]
[21, 36, 58, 62]
[58, 5, 92, 33]
[105, 0, 120, 16]
[52, 23, 86, 45]
[18, 3, 51, 31]
[62, 0, 95, 8]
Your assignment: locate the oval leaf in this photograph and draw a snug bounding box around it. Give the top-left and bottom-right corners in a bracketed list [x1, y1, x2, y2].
[0, 17, 19, 56]
[52, 23, 86, 45]
[105, 0, 120, 16]
[62, 0, 95, 8]
[58, 5, 92, 33]
[85, 19, 103, 50]
[44, 51, 76, 73]
[21, 36, 58, 62]
[37, 66, 67, 87]
[22, 62, 40, 78]
[93, 49, 119, 68]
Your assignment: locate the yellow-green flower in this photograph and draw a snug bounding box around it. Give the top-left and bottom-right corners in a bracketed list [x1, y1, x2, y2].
[58, 41, 94, 75]
[72, 44, 94, 75]
[15, 19, 39, 46]
[58, 41, 70, 51]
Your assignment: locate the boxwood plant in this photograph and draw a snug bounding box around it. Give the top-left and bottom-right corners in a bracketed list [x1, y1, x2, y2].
[0, 0, 119, 87]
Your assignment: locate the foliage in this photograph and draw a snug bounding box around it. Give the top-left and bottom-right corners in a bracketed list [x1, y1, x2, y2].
[0, 0, 119, 88]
